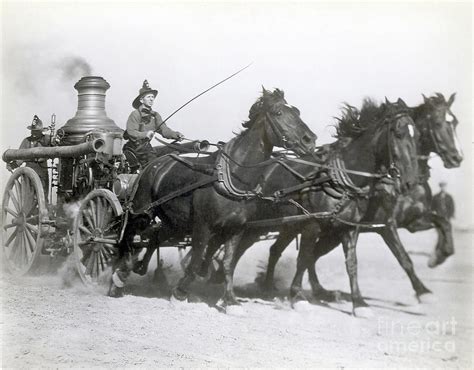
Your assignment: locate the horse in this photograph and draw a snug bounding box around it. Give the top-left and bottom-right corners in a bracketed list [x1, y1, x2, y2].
[198, 98, 419, 313]
[400, 92, 462, 266]
[108, 87, 317, 299]
[259, 93, 462, 315]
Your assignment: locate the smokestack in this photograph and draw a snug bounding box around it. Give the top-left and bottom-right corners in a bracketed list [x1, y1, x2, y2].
[60, 76, 122, 145]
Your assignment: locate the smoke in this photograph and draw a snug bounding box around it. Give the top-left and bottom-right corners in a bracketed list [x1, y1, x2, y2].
[57, 56, 93, 82]
[63, 201, 82, 220]
[3, 43, 93, 97]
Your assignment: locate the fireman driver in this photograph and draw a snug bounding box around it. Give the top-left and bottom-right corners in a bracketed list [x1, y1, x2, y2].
[7, 115, 51, 197]
[123, 80, 184, 172]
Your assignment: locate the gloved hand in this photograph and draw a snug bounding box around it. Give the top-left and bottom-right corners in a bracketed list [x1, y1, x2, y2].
[172, 131, 184, 141]
[146, 130, 155, 140]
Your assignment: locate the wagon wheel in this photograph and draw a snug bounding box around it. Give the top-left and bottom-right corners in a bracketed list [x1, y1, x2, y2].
[1, 167, 47, 276]
[73, 189, 123, 286]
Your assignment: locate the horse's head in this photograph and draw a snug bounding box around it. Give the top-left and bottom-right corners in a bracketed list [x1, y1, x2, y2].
[375, 98, 419, 192]
[245, 87, 317, 155]
[416, 93, 463, 168]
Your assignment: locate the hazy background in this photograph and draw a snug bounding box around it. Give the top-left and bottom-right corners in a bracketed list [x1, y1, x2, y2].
[1, 1, 472, 225]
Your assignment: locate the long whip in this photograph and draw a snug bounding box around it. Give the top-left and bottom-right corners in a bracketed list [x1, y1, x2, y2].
[160, 63, 253, 125]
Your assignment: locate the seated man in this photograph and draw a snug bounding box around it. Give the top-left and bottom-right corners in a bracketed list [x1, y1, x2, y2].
[123, 80, 184, 172]
[7, 115, 51, 197]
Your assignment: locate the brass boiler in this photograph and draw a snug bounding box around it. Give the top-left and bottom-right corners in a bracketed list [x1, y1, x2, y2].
[58, 76, 123, 155]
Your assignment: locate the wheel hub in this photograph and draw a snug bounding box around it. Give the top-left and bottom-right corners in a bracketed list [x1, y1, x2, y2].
[13, 213, 26, 231]
[92, 228, 103, 252]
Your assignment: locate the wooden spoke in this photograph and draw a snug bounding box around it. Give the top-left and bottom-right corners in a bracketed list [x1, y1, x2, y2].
[25, 223, 39, 235]
[24, 198, 38, 218]
[5, 228, 18, 247]
[98, 251, 105, 271]
[3, 167, 45, 276]
[5, 207, 19, 218]
[13, 179, 23, 209]
[21, 176, 32, 213]
[83, 209, 95, 230]
[73, 190, 122, 286]
[89, 199, 98, 228]
[96, 198, 104, 229]
[102, 207, 113, 229]
[20, 232, 28, 266]
[24, 227, 36, 253]
[10, 234, 19, 265]
[3, 223, 17, 230]
[79, 224, 93, 236]
[8, 189, 21, 212]
[25, 215, 38, 223]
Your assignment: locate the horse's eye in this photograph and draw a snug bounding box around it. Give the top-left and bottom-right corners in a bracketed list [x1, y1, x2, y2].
[275, 111, 282, 116]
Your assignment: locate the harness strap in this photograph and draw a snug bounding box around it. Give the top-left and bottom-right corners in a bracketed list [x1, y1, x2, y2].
[285, 157, 385, 178]
[138, 175, 218, 214]
[273, 176, 330, 199]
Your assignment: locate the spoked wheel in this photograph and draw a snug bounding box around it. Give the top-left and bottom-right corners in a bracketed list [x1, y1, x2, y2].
[73, 189, 123, 286]
[1, 167, 47, 276]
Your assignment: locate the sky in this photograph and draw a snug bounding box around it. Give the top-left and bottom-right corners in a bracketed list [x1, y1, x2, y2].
[1, 1, 472, 224]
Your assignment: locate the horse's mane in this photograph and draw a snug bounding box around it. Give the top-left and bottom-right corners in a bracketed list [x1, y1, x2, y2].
[426, 92, 448, 105]
[241, 88, 285, 130]
[335, 98, 385, 139]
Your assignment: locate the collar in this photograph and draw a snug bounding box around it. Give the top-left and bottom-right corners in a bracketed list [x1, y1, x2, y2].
[139, 105, 154, 115]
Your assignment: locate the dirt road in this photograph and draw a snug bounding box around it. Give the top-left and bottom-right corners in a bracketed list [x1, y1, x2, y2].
[1, 230, 472, 368]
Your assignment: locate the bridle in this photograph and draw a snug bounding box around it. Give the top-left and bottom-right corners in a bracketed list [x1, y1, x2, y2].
[380, 111, 412, 179]
[264, 111, 292, 150]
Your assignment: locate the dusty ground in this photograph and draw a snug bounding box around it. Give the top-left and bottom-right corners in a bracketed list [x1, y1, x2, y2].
[1, 229, 472, 368]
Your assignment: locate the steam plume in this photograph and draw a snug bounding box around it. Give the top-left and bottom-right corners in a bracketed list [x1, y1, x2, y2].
[58, 56, 93, 81]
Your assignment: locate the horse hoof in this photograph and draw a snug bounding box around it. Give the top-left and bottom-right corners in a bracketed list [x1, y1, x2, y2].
[418, 293, 437, 304]
[108, 283, 124, 298]
[132, 260, 148, 276]
[314, 290, 342, 303]
[226, 305, 246, 317]
[293, 300, 312, 312]
[171, 287, 188, 302]
[428, 254, 447, 268]
[353, 306, 374, 318]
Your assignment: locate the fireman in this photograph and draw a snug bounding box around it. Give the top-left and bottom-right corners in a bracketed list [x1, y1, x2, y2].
[123, 80, 184, 172]
[7, 115, 51, 197]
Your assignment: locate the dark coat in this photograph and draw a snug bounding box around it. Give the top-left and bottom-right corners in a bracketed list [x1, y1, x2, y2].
[125, 106, 178, 142]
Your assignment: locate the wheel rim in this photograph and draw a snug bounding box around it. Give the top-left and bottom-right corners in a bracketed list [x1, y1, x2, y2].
[2, 169, 45, 275]
[74, 191, 121, 285]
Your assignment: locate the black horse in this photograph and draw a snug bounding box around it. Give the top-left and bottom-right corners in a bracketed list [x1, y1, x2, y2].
[260, 93, 462, 316]
[198, 98, 419, 313]
[109, 88, 317, 299]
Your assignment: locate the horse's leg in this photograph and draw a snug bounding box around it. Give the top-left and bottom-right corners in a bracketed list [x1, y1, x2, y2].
[261, 230, 296, 295]
[109, 222, 137, 297]
[133, 246, 155, 276]
[341, 228, 372, 317]
[428, 213, 454, 268]
[197, 235, 224, 280]
[289, 225, 320, 305]
[307, 234, 341, 302]
[172, 223, 211, 301]
[378, 225, 432, 301]
[220, 231, 245, 307]
[151, 244, 171, 295]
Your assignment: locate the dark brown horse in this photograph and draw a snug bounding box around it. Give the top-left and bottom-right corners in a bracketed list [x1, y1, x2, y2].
[260, 93, 462, 316]
[199, 98, 419, 312]
[109, 88, 317, 299]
